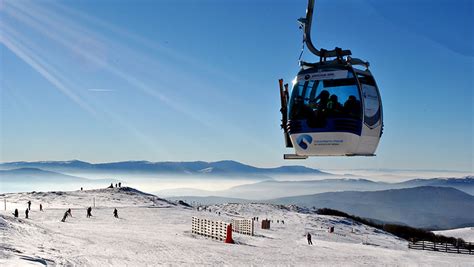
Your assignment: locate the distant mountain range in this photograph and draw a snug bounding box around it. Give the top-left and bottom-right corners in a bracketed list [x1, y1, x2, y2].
[0, 168, 119, 193]
[268, 186, 474, 230]
[158, 176, 474, 199]
[0, 160, 330, 178]
[2, 161, 473, 198]
[0, 168, 90, 183]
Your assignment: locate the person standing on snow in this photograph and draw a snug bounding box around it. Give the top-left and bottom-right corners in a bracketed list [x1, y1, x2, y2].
[113, 208, 118, 218]
[87, 207, 92, 218]
[13, 209, 19, 218]
[307, 233, 313, 245]
[27, 200, 31, 210]
[25, 208, 29, 219]
[39, 204, 43, 211]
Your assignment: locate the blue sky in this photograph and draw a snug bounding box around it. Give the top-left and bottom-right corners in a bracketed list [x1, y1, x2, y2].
[0, 0, 472, 171]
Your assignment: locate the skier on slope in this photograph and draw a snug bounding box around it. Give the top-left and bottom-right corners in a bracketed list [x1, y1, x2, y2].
[113, 208, 119, 218]
[61, 210, 69, 222]
[13, 209, 19, 218]
[87, 207, 93, 218]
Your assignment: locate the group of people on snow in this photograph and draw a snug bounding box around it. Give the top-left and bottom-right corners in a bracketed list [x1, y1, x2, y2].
[108, 182, 122, 189]
[11, 200, 119, 222]
[61, 207, 119, 222]
[254, 217, 285, 224]
[12, 200, 44, 219]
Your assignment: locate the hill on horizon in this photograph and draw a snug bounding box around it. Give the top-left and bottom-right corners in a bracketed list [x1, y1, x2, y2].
[1, 168, 92, 183]
[0, 168, 120, 193]
[157, 176, 474, 199]
[269, 186, 474, 230]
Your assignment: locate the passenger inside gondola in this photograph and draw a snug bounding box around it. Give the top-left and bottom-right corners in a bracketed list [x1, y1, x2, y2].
[313, 90, 329, 127]
[343, 95, 361, 118]
[327, 94, 343, 116]
[289, 71, 363, 130]
[290, 96, 318, 126]
[314, 90, 329, 112]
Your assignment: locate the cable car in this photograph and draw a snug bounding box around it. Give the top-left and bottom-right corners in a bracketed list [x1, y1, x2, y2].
[279, 0, 383, 159]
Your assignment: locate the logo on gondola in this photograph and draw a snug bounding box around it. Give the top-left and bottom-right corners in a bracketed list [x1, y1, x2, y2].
[297, 135, 312, 150]
[304, 74, 311, 80]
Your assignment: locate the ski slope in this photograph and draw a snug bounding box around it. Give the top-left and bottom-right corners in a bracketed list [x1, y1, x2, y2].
[1, 187, 473, 266]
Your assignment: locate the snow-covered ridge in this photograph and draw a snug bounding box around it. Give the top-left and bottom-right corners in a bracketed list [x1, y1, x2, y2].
[1, 187, 473, 266]
[1, 187, 174, 210]
[433, 227, 474, 242]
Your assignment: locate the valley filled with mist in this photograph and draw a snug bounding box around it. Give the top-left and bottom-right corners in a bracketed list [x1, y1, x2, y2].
[2, 160, 473, 230]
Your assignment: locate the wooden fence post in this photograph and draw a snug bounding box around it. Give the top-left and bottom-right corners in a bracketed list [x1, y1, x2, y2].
[422, 240, 424, 250]
[445, 242, 448, 252]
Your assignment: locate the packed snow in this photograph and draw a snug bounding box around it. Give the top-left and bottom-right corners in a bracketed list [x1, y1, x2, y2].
[433, 227, 474, 243]
[1, 187, 473, 266]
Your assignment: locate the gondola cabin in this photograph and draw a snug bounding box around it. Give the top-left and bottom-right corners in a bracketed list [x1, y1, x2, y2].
[280, 59, 383, 159]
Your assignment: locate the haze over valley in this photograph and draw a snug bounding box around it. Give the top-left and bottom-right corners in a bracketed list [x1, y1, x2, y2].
[2, 160, 473, 231]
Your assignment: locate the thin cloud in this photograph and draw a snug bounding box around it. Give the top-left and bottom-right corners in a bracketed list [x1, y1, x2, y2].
[0, 25, 97, 116]
[3, 0, 214, 128]
[87, 89, 115, 92]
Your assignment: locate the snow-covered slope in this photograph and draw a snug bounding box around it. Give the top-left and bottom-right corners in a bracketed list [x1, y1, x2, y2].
[1, 188, 472, 266]
[207, 203, 406, 250]
[433, 227, 474, 242]
[0, 187, 173, 210]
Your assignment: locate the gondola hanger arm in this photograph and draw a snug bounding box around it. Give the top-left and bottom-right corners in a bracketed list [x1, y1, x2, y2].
[298, 0, 351, 58]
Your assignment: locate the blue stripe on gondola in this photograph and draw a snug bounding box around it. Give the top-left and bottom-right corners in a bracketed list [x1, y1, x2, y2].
[288, 118, 362, 136]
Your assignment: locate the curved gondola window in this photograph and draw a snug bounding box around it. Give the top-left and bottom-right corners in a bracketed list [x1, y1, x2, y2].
[359, 74, 381, 128]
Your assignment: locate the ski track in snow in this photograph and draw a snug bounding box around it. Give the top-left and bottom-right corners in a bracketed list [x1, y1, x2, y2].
[1, 187, 473, 266]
